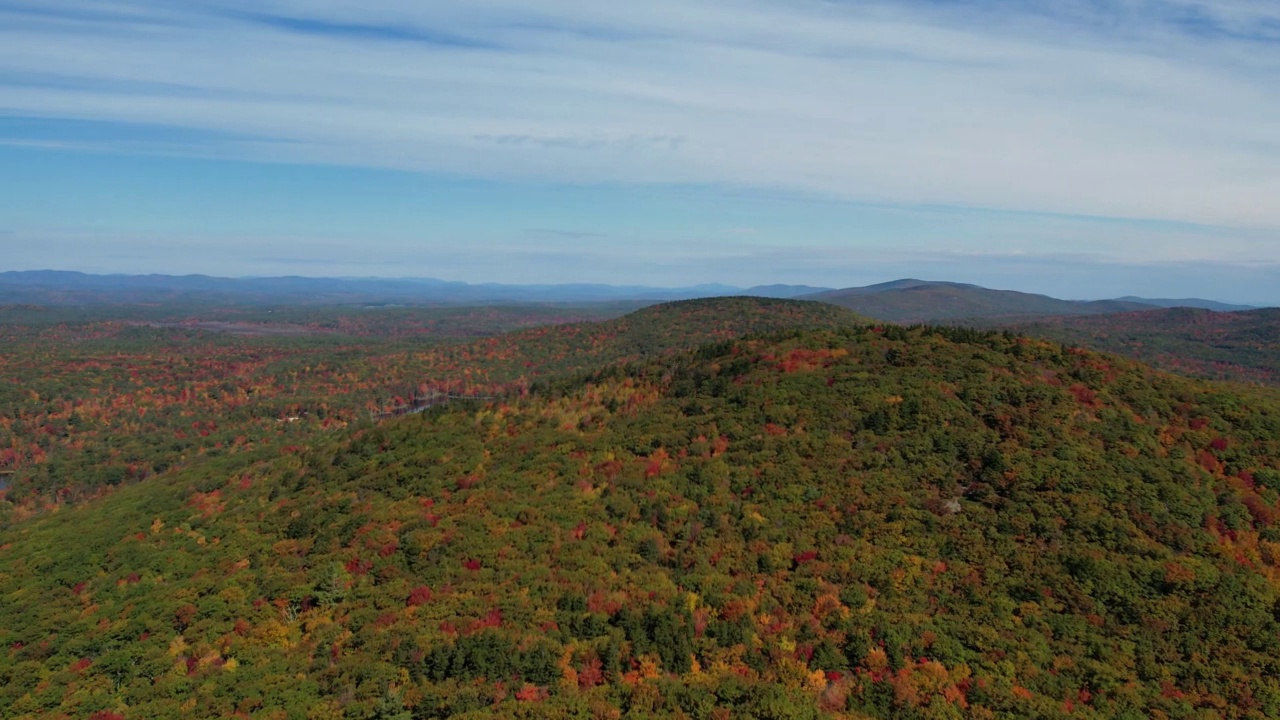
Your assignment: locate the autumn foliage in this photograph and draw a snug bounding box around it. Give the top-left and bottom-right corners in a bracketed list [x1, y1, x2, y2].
[4, 300, 1280, 718]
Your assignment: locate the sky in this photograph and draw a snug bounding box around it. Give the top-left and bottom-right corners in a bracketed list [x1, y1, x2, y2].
[2, 1, 1279, 302]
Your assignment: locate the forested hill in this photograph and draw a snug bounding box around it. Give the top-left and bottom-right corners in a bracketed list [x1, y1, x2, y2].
[806, 281, 1153, 323]
[4, 325, 1280, 717]
[433, 296, 867, 386]
[1018, 306, 1280, 387]
[0, 297, 864, 516]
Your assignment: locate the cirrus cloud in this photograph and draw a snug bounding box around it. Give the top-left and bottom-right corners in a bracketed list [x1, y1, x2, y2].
[0, 0, 1278, 234]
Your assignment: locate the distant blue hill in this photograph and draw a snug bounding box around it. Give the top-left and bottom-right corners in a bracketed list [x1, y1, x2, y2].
[1, 272, 1251, 317]
[803, 279, 1256, 323]
[0, 270, 833, 306]
[1113, 296, 1256, 312]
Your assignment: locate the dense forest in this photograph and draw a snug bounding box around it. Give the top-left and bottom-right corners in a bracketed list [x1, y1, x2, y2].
[1018, 307, 1280, 387]
[4, 300, 1280, 718]
[0, 298, 861, 519]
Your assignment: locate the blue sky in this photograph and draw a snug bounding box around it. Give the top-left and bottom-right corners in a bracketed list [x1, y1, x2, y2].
[2, 1, 1279, 301]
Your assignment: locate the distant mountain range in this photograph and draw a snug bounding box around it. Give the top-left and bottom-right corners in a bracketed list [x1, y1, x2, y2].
[801, 279, 1257, 323]
[0, 270, 827, 305]
[0, 271, 1259, 320]
[1112, 296, 1256, 312]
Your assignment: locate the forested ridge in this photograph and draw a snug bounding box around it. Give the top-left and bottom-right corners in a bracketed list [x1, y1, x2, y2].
[0, 298, 861, 519]
[807, 282, 1152, 324]
[1017, 307, 1280, 387]
[4, 317, 1280, 718]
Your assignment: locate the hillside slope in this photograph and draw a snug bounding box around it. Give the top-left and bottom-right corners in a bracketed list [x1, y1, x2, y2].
[0, 297, 865, 515]
[1019, 307, 1280, 386]
[446, 296, 866, 384]
[807, 280, 1153, 323]
[4, 326, 1280, 717]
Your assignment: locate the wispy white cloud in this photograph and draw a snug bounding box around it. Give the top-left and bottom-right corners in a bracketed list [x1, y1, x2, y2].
[524, 228, 608, 240]
[1, 0, 1279, 236]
